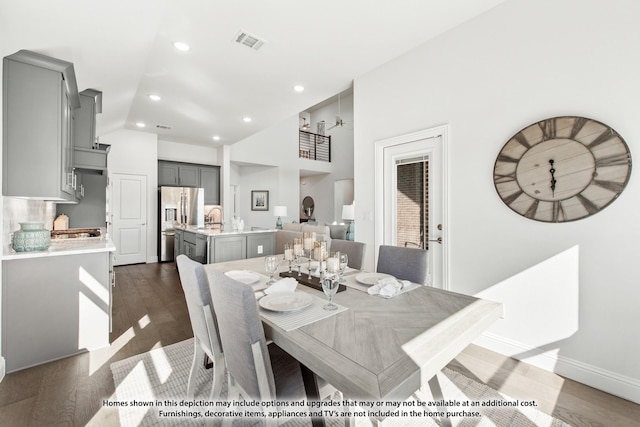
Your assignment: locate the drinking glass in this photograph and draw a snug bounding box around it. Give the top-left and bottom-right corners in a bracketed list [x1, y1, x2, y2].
[327, 252, 340, 274]
[338, 253, 349, 283]
[321, 272, 339, 311]
[264, 255, 279, 285]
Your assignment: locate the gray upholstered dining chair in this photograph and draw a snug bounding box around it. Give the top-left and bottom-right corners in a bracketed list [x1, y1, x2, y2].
[208, 268, 339, 426]
[330, 239, 366, 270]
[176, 255, 225, 400]
[376, 245, 428, 284]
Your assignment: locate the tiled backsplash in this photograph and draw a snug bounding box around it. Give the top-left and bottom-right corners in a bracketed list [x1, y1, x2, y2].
[3, 197, 56, 252]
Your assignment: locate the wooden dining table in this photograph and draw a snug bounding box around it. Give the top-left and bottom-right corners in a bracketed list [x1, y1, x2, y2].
[204, 256, 502, 425]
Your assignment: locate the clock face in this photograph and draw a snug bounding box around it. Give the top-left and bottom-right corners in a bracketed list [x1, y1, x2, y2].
[494, 116, 632, 222]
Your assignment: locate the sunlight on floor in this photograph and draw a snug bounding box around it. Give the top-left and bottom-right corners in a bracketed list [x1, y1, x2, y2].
[89, 326, 136, 375]
[150, 345, 173, 384]
[138, 314, 151, 329]
[119, 361, 155, 426]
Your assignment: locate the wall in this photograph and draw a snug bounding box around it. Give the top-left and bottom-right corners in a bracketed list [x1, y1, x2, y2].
[353, 0, 640, 402]
[157, 139, 220, 165]
[55, 174, 107, 228]
[101, 129, 158, 263]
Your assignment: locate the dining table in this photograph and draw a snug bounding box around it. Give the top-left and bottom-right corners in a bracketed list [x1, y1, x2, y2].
[204, 256, 503, 426]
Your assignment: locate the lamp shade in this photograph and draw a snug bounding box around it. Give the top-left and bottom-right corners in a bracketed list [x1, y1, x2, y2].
[341, 204, 355, 221]
[273, 206, 287, 217]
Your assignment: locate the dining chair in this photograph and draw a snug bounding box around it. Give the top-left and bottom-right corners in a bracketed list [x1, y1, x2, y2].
[176, 255, 225, 401]
[208, 268, 341, 426]
[330, 239, 366, 270]
[376, 244, 428, 284]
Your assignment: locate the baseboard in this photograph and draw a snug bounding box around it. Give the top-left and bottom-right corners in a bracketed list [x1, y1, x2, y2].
[0, 356, 5, 383]
[474, 332, 640, 404]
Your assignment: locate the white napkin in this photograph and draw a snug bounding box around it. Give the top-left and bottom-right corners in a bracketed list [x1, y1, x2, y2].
[264, 277, 298, 295]
[367, 277, 410, 298]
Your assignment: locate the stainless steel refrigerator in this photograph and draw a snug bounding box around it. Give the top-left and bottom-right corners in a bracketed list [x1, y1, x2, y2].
[159, 187, 204, 262]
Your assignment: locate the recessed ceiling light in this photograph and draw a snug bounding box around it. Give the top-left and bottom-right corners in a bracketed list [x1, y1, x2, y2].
[243, 117, 252, 123]
[148, 94, 161, 101]
[212, 135, 220, 141]
[136, 122, 146, 128]
[293, 85, 305, 92]
[173, 41, 190, 51]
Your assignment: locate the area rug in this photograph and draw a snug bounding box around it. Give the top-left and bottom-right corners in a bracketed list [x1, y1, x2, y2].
[110, 339, 571, 427]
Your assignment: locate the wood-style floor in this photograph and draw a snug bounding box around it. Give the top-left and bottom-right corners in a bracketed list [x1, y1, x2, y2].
[0, 262, 638, 426]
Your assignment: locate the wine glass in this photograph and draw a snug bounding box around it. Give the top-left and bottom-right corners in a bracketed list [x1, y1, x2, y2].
[264, 255, 279, 285]
[338, 253, 349, 283]
[321, 272, 339, 311]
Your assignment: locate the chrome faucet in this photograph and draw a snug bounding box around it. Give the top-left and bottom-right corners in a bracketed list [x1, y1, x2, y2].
[206, 206, 224, 230]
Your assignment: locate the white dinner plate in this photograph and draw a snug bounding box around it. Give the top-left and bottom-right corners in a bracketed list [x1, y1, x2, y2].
[259, 292, 313, 312]
[355, 272, 394, 286]
[225, 270, 261, 285]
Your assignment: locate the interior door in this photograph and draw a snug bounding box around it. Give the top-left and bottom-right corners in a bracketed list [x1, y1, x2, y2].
[111, 173, 147, 266]
[377, 129, 447, 288]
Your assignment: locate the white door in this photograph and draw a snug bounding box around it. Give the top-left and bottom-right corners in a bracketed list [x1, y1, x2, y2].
[375, 126, 448, 289]
[111, 173, 147, 266]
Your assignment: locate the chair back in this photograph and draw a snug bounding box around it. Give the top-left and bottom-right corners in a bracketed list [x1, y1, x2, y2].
[330, 240, 366, 270]
[208, 268, 276, 399]
[176, 255, 223, 358]
[376, 245, 428, 284]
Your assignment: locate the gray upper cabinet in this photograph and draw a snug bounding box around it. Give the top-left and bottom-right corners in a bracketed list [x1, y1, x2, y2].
[200, 166, 220, 205]
[2, 50, 80, 201]
[178, 164, 199, 187]
[158, 161, 180, 186]
[73, 89, 108, 173]
[158, 161, 220, 204]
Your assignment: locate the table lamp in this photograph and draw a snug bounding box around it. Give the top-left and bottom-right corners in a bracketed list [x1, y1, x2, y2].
[273, 206, 287, 229]
[342, 204, 355, 241]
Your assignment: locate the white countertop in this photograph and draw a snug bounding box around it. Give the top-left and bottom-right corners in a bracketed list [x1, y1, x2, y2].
[176, 225, 276, 237]
[2, 237, 116, 260]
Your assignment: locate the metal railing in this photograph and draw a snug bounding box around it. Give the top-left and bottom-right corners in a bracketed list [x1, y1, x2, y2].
[299, 130, 331, 162]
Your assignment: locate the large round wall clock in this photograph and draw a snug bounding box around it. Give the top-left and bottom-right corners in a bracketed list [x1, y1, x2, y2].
[493, 116, 632, 223]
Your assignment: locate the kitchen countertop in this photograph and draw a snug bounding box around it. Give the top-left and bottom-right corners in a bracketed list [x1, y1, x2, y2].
[175, 224, 276, 237]
[2, 236, 116, 260]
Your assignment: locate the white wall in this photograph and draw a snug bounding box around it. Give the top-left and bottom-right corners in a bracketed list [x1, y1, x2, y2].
[101, 129, 158, 263]
[229, 116, 301, 229]
[354, 0, 640, 402]
[158, 139, 220, 165]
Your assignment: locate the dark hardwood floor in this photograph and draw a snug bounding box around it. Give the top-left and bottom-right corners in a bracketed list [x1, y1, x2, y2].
[0, 261, 638, 426]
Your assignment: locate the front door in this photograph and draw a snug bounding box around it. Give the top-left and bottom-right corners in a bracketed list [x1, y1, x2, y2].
[111, 173, 147, 266]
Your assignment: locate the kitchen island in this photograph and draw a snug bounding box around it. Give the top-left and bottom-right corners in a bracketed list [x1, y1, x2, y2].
[1, 236, 116, 372]
[174, 225, 275, 264]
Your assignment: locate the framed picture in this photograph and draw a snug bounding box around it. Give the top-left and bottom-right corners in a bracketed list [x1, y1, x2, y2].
[251, 190, 269, 211]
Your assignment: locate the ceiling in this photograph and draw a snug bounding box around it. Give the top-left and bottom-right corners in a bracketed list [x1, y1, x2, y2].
[0, 0, 504, 147]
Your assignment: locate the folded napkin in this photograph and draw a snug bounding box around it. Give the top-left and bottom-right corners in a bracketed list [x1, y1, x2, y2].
[264, 277, 298, 295]
[367, 277, 411, 298]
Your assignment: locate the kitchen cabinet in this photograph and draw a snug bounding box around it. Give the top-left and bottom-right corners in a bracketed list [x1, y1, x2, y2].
[2, 50, 80, 202]
[207, 231, 275, 264]
[182, 230, 206, 263]
[200, 165, 220, 205]
[2, 251, 112, 372]
[158, 161, 199, 187]
[73, 89, 109, 173]
[158, 161, 220, 204]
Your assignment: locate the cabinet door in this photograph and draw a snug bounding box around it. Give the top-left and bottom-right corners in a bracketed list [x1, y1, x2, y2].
[213, 236, 247, 263]
[195, 234, 207, 263]
[158, 161, 179, 186]
[61, 81, 75, 197]
[178, 164, 199, 187]
[174, 230, 183, 259]
[200, 166, 220, 205]
[73, 92, 95, 149]
[247, 233, 275, 258]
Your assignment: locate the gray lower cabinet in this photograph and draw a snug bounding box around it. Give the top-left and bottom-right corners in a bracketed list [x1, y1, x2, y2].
[182, 230, 206, 263]
[208, 232, 275, 264]
[2, 252, 111, 372]
[174, 229, 183, 259]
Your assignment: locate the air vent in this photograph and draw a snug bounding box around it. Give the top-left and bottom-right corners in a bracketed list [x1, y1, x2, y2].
[234, 30, 266, 51]
[156, 124, 172, 130]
